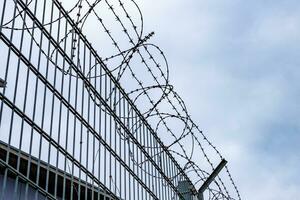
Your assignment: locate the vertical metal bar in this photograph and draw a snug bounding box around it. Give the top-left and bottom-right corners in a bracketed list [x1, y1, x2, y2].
[129, 105, 133, 200]
[137, 115, 141, 199]
[43, 1, 56, 198]
[118, 89, 122, 199]
[142, 124, 147, 200]
[53, 3, 63, 198]
[109, 78, 112, 194]
[11, 0, 32, 198]
[62, 17, 71, 200]
[78, 35, 84, 200]
[83, 39, 90, 200]
[104, 70, 107, 192]
[71, 24, 79, 200]
[97, 58, 103, 200]
[123, 98, 127, 200]
[91, 46, 96, 200]
[113, 84, 117, 197]
[156, 141, 161, 199]
[0, 0, 17, 199]
[126, 103, 129, 199]
[167, 152, 171, 200]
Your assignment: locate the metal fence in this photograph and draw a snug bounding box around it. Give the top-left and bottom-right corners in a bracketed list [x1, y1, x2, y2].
[0, 0, 193, 199]
[0, 0, 242, 200]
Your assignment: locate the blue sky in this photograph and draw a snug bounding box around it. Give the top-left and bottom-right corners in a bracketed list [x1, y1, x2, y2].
[13, 0, 297, 198]
[136, 0, 300, 199]
[1, 0, 300, 198]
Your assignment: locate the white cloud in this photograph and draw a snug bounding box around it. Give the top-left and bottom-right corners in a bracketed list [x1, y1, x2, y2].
[250, 11, 300, 47]
[135, 0, 300, 199]
[59, 1, 300, 199]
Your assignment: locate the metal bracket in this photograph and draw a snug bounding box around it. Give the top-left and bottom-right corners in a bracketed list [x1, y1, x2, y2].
[177, 180, 198, 200]
[0, 78, 7, 88]
[177, 159, 227, 200]
[197, 159, 227, 199]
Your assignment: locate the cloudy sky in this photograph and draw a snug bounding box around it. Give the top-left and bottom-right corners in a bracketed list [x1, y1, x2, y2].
[136, 0, 300, 199]
[24, 0, 299, 199]
[2, 0, 298, 199]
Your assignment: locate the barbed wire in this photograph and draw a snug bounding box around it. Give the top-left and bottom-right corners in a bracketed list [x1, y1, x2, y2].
[1, 0, 241, 199]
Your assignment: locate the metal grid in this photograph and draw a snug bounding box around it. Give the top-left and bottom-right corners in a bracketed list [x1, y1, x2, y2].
[0, 0, 243, 200]
[0, 0, 193, 199]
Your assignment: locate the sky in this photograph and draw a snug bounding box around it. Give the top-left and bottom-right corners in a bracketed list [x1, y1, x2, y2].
[135, 0, 300, 199]
[1, 0, 299, 199]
